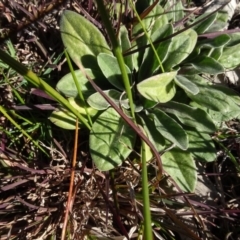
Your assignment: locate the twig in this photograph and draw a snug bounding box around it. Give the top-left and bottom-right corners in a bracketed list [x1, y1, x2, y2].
[61, 119, 79, 240]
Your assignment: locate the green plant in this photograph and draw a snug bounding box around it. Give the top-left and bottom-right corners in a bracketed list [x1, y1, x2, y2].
[52, 1, 240, 194]
[1, 0, 239, 191]
[53, 0, 240, 191]
[1, 1, 240, 239]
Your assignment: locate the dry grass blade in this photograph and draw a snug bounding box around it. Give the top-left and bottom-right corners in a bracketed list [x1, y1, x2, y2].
[61, 119, 79, 240]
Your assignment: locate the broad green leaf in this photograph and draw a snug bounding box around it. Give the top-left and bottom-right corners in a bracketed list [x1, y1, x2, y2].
[134, 105, 144, 112]
[119, 26, 134, 70]
[131, 35, 147, 71]
[163, 29, 198, 70]
[169, 87, 189, 105]
[198, 34, 230, 49]
[186, 79, 240, 115]
[141, 98, 158, 109]
[219, 43, 240, 69]
[137, 72, 177, 103]
[183, 74, 210, 85]
[87, 89, 129, 110]
[210, 47, 223, 60]
[97, 53, 130, 90]
[165, 0, 184, 23]
[207, 106, 240, 123]
[178, 65, 201, 75]
[151, 24, 173, 63]
[162, 149, 197, 192]
[60, 10, 111, 69]
[207, 21, 228, 33]
[49, 108, 78, 130]
[174, 75, 199, 95]
[191, 12, 217, 34]
[151, 5, 168, 34]
[162, 101, 216, 133]
[68, 98, 98, 116]
[90, 108, 136, 171]
[212, 84, 240, 105]
[187, 74, 240, 105]
[186, 129, 216, 162]
[190, 98, 240, 126]
[139, 24, 173, 80]
[49, 99, 98, 130]
[190, 101, 225, 128]
[174, 1, 184, 22]
[151, 109, 188, 150]
[191, 56, 224, 74]
[225, 32, 240, 47]
[207, 110, 225, 127]
[130, 43, 140, 71]
[56, 69, 104, 98]
[138, 115, 165, 153]
[206, 12, 228, 32]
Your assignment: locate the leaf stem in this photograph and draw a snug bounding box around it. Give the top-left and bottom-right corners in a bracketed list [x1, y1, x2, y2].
[129, 0, 164, 73]
[141, 137, 153, 240]
[64, 50, 93, 126]
[95, 0, 136, 122]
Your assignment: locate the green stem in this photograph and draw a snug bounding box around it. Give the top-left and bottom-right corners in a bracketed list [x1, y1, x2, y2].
[64, 50, 93, 126]
[129, 0, 164, 73]
[141, 138, 153, 240]
[95, 0, 136, 122]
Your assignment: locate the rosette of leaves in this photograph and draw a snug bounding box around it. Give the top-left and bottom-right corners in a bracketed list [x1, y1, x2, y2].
[52, 1, 240, 192]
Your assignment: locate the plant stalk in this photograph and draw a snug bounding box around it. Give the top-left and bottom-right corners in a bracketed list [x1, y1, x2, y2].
[141, 138, 153, 240]
[64, 50, 93, 126]
[129, 0, 164, 73]
[95, 0, 136, 122]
